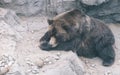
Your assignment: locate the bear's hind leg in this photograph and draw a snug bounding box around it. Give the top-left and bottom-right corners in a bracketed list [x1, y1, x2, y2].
[97, 45, 115, 66]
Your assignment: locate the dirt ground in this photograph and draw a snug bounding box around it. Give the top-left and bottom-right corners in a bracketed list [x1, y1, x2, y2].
[1, 15, 120, 75]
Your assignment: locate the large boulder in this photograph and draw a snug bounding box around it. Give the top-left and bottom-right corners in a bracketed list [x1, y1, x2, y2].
[0, 8, 20, 26]
[0, 0, 76, 16]
[0, 8, 22, 75]
[0, 0, 45, 16]
[40, 51, 85, 75]
[80, 0, 120, 23]
[0, 8, 21, 55]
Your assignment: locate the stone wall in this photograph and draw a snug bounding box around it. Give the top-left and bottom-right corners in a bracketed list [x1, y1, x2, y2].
[0, 0, 120, 23]
[0, 0, 77, 16]
[81, 0, 120, 23]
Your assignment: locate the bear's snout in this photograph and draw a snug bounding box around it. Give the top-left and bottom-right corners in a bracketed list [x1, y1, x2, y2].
[39, 36, 58, 50]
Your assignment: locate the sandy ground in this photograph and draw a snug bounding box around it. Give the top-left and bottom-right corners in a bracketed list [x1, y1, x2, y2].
[1, 15, 120, 75]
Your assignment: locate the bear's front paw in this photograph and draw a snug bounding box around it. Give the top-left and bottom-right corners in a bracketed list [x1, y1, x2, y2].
[103, 59, 114, 66]
[39, 41, 52, 51]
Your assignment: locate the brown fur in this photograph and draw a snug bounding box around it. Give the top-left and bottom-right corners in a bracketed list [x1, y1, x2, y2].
[40, 9, 115, 66]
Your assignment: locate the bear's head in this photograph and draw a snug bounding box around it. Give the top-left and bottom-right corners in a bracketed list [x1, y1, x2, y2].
[39, 9, 91, 51]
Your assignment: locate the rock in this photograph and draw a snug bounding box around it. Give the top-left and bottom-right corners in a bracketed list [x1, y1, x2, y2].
[104, 70, 112, 75]
[81, 0, 110, 6]
[6, 71, 22, 75]
[55, 0, 77, 15]
[42, 55, 61, 65]
[54, 56, 60, 60]
[6, 64, 23, 75]
[40, 51, 85, 75]
[30, 66, 39, 74]
[56, 52, 61, 57]
[0, 66, 9, 75]
[43, 57, 54, 65]
[0, 55, 15, 75]
[0, 55, 15, 67]
[34, 59, 44, 68]
[0, 0, 45, 16]
[0, 8, 20, 26]
[27, 65, 40, 74]
[26, 59, 40, 74]
[0, 8, 24, 75]
[0, 20, 17, 55]
[26, 60, 34, 66]
[0, 0, 77, 16]
[0, 7, 23, 39]
[91, 64, 96, 68]
[118, 59, 120, 64]
[81, 0, 120, 23]
[3, 0, 12, 3]
[112, 14, 120, 23]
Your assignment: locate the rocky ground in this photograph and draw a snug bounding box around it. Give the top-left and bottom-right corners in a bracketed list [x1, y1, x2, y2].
[0, 8, 120, 75]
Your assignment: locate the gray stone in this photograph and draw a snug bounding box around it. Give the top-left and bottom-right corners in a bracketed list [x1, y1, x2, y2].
[0, 8, 24, 75]
[0, 0, 45, 16]
[0, 67, 9, 75]
[3, 0, 12, 3]
[6, 63, 23, 75]
[79, 0, 120, 23]
[0, 0, 77, 16]
[40, 51, 85, 75]
[81, 0, 110, 5]
[0, 8, 23, 31]
[0, 20, 17, 55]
[0, 8, 23, 46]
[34, 59, 44, 68]
[0, 55, 15, 75]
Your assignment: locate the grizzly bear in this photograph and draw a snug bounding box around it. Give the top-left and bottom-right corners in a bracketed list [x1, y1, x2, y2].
[39, 9, 115, 66]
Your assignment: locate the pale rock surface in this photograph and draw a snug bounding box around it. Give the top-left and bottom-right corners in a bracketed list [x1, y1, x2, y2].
[40, 52, 85, 75]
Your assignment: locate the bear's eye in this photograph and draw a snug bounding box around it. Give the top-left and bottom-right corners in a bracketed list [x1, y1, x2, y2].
[62, 25, 72, 32]
[62, 26, 69, 31]
[51, 27, 57, 35]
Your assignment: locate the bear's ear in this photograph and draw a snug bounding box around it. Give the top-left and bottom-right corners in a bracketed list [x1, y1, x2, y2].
[47, 19, 53, 25]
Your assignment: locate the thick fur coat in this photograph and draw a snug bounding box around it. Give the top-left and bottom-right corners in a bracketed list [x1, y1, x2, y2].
[39, 9, 115, 66]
